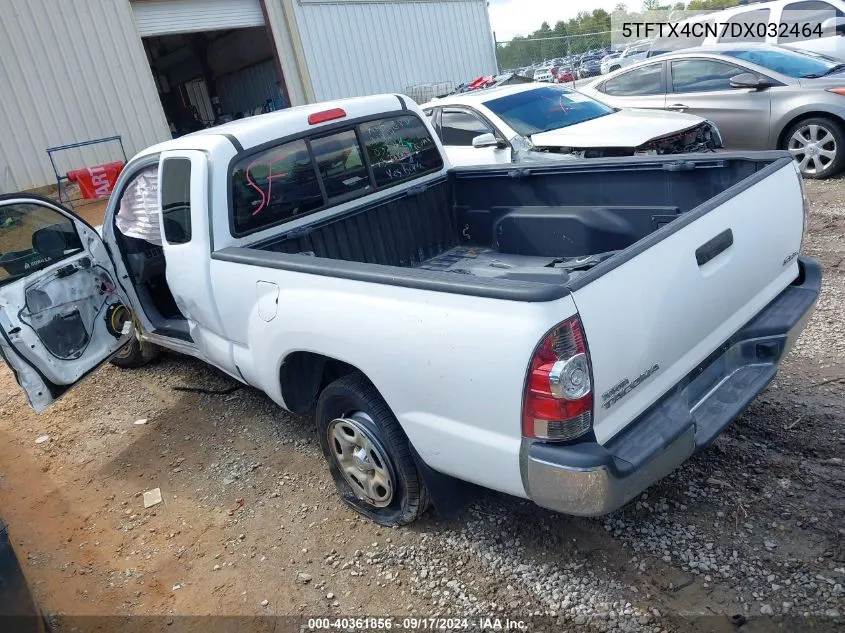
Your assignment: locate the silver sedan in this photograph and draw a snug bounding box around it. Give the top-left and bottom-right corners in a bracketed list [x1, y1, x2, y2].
[580, 43, 845, 178]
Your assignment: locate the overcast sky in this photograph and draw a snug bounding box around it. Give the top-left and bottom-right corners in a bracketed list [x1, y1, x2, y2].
[488, 0, 626, 41]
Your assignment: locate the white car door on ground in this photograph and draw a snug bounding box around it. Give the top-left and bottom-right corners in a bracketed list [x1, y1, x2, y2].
[0, 196, 134, 412]
[439, 108, 512, 166]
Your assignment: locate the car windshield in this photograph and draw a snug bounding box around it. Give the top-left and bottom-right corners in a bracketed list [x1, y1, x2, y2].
[724, 48, 845, 78]
[484, 86, 614, 136]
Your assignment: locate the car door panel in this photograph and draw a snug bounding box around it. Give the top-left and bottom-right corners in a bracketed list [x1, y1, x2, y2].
[669, 59, 773, 149]
[669, 89, 773, 148]
[0, 196, 133, 412]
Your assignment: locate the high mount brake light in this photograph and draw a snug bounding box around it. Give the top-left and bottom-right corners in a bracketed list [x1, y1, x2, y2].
[308, 108, 346, 125]
[522, 315, 593, 442]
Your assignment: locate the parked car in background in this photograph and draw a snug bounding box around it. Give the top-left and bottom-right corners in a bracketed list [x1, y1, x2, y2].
[646, 0, 845, 62]
[534, 66, 555, 82]
[581, 43, 845, 178]
[604, 41, 652, 74]
[601, 53, 622, 74]
[555, 65, 577, 83]
[578, 57, 602, 79]
[422, 83, 722, 167]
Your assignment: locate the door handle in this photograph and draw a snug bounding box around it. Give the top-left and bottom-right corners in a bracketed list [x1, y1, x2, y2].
[668, 103, 689, 111]
[695, 229, 733, 266]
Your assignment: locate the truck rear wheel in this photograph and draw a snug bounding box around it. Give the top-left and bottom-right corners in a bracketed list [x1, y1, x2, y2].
[316, 373, 429, 526]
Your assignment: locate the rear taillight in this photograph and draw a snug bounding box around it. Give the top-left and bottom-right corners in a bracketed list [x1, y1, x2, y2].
[522, 315, 594, 442]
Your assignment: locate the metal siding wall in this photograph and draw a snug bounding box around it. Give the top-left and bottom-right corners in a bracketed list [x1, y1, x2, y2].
[216, 59, 286, 114]
[132, 0, 265, 36]
[0, 0, 170, 193]
[262, 0, 309, 105]
[291, 0, 497, 102]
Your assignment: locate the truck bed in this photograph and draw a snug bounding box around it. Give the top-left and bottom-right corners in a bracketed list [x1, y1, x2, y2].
[239, 154, 787, 296]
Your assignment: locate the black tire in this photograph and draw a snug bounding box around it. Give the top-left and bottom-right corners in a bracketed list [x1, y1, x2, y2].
[316, 373, 429, 527]
[610, 65, 620, 72]
[783, 116, 845, 180]
[109, 339, 160, 369]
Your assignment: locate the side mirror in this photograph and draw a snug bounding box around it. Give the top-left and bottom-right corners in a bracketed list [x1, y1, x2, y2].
[821, 16, 845, 34]
[31, 223, 82, 255]
[729, 72, 771, 90]
[472, 132, 506, 149]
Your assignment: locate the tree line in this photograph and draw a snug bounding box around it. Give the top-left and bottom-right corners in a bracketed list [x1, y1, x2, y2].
[495, 0, 742, 70]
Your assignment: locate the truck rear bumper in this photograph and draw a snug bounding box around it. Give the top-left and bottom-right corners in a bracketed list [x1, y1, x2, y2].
[521, 256, 821, 517]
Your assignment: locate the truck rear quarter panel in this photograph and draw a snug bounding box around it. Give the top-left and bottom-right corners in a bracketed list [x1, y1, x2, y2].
[210, 258, 578, 497]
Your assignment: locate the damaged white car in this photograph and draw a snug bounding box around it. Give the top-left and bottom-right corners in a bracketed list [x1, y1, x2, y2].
[423, 83, 722, 166]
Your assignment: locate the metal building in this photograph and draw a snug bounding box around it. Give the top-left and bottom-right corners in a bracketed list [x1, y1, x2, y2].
[0, 0, 497, 193]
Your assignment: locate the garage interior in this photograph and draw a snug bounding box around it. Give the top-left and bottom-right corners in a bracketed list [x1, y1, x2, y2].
[143, 25, 288, 136]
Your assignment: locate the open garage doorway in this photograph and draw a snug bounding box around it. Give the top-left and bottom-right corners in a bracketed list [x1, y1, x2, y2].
[142, 25, 289, 137]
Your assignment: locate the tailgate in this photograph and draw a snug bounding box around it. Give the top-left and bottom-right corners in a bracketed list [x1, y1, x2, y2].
[571, 160, 805, 444]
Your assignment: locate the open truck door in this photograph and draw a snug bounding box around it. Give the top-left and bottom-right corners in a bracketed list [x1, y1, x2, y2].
[0, 195, 134, 412]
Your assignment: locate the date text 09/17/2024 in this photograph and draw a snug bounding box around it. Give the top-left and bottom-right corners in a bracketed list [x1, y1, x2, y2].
[305, 617, 529, 631]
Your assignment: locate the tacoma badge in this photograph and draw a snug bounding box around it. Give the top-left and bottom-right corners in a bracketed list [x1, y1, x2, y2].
[601, 364, 660, 409]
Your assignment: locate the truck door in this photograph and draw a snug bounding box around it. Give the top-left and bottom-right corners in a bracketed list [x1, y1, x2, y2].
[0, 195, 134, 412]
[156, 151, 234, 376]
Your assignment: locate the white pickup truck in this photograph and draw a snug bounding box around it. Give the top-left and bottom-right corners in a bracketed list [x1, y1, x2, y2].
[0, 94, 820, 527]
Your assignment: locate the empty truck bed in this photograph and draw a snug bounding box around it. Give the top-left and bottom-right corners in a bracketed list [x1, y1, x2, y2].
[235, 154, 786, 298]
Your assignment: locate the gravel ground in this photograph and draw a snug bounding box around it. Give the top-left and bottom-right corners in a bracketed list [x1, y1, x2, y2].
[0, 179, 842, 632]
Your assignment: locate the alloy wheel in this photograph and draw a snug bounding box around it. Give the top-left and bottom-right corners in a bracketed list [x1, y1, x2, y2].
[789, 123, 837, 176]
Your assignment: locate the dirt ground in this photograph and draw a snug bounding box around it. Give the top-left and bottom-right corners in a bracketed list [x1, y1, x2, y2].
[0, 179, 842, 632]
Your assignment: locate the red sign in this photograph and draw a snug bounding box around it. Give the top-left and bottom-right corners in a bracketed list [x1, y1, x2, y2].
[67, 161, 125, 199]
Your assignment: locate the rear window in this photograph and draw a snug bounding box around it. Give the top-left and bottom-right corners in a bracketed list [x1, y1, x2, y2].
[359, 116, 442, 187]
[230, 114, 442, 236]
[311, 130, 372, 200]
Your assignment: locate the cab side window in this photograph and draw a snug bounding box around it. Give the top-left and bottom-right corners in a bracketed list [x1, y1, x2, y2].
[160, 158, 193, 244]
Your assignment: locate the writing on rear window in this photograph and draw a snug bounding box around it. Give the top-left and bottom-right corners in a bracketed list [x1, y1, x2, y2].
[230, 114, 442, 237]
[360, 116, 441, 187]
